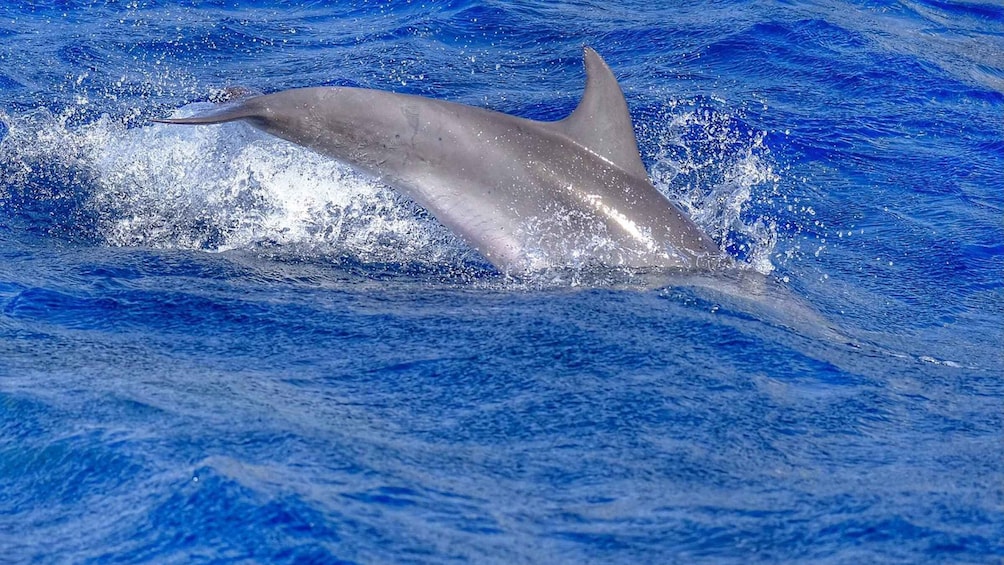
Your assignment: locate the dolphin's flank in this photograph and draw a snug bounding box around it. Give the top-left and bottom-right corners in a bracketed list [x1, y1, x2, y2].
[155, 47, 724, 272]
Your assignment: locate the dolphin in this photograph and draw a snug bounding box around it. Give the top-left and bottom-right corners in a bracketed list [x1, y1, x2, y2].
[154, 47, 725, 272]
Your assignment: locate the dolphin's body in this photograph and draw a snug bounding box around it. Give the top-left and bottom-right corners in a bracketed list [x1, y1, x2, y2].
[156, 47, 724, 272]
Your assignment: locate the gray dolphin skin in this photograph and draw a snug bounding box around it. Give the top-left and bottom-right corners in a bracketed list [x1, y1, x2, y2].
[155, 47, 725, 272]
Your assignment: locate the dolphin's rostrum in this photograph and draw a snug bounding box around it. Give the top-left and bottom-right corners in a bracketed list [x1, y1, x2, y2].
[155, 47, 725, 272]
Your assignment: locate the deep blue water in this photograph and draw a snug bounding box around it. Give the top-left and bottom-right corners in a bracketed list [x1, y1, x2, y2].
[1, 1, 1002, 563]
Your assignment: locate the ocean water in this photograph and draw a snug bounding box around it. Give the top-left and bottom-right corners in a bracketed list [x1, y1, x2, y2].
[1, 1, 1002, 563]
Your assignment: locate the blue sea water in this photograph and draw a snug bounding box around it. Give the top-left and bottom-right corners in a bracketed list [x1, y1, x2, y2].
[1, 0, 1002, 563]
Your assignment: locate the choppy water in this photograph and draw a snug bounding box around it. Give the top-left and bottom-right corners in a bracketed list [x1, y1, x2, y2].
[1, 1, 1002, 563]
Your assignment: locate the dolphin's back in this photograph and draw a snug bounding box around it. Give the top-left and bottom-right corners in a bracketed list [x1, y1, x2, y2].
[155, 48, 723, 272]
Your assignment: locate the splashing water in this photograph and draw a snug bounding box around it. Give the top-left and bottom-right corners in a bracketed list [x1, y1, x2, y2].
[642, 99, 782, 275]
[1, 106, 472, 265]
[1, 99, 783, 276]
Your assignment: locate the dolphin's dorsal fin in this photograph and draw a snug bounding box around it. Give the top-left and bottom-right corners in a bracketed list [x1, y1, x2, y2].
[552, 47, 649, 180]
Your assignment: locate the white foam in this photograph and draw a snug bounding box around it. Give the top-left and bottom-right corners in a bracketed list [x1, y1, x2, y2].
[1, 106, 469, 266]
